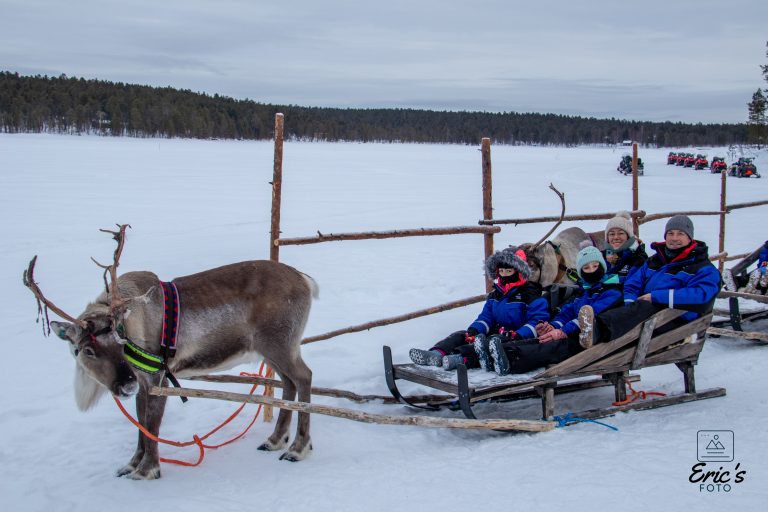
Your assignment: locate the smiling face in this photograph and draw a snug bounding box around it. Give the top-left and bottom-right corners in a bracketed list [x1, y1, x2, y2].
[607, 228, 629, 250]
[665, 229, 692, 250]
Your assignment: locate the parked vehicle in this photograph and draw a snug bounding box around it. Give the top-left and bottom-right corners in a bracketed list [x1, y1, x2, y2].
[667, 152, 677, 165]
[710, 157, 727, 173]
[675, 153, 687, 166]
[694, 154, 709, 170]
[728, 158, 761, 178]
[617, 155, 644, 175]
[683, 154, 696, 168]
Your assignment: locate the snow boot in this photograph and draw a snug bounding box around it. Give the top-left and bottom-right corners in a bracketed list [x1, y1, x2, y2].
[721, 269, 737, 292]
[488, 335, 511, 376]
[409, 348, 443, 367]
[578, 305, 595, 349]
[744, 272, 760, 295]
[442, 354, 464, 371]
[473, 333, 493, 372]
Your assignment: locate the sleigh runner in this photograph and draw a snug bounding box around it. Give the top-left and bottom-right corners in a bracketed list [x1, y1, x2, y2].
[384, 308, 725, 423]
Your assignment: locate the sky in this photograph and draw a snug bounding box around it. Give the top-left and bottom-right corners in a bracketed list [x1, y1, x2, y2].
[1, 0, 767, 124]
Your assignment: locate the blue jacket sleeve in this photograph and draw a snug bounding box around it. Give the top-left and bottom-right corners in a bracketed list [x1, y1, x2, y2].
[552, 296, 581, 331]
[649, 264, 721, 314]
[517, 297, 549, 339]
[623, 264, 646, 303]
[468, 298, 495, 335]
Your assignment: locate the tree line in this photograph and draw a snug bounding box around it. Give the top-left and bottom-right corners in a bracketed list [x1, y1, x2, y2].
[0, 71, 748, 147]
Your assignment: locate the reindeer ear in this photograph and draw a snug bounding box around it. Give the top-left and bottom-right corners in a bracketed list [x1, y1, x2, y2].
[50, 321, 73, 340]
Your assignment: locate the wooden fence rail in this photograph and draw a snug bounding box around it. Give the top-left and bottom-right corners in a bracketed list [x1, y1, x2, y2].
[302, 294, 486, 344]
[276, 226, 500, 247]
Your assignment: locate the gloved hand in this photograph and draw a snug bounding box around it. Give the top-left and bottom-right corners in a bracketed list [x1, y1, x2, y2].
[539, 329, 567, 343]
[465, 328, 479, 342]
[500, 329, 519, 341]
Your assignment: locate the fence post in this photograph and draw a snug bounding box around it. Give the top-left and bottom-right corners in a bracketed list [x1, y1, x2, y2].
[481, 138, 494, 292]
[719, 168, 727, 273]
[265, 113, 285, 422]
[632, 143, 640, 237]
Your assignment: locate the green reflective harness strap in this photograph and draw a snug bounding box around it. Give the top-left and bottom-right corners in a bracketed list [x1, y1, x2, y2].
[123, 340, 164, 374]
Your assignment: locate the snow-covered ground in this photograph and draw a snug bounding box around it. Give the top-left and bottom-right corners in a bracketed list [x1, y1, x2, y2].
[1, 134, 766, 511]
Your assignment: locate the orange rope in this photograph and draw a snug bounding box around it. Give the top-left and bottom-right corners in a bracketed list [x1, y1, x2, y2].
[113, 361, 267, 467]
[612, 378, 667, 406]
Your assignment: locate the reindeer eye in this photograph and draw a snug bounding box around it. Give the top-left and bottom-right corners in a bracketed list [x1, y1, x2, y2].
[82, 346, 97, 358]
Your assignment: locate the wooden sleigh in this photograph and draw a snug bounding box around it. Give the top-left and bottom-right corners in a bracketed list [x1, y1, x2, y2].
[384, 309, 725, 424]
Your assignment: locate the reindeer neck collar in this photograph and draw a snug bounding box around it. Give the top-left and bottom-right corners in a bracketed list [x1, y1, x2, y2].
[123, 338, 165, 374]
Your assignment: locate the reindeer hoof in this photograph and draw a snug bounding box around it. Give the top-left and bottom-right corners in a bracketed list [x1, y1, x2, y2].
[280, 441, 312, 462]
[115, 465, 136, 477]
[258, 434, 289, 451]
[124, 467, 161, 480]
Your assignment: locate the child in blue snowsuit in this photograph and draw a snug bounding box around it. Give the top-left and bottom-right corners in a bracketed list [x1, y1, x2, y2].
[745, 240, 768, 294]
[409, 247, 549, 370]
[478, 246, 623, 376]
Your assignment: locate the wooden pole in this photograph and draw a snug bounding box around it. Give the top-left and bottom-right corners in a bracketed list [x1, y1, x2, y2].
[301, 294, 486, 344]
[719, 169, 727, 273]
[482, 209, 646, 226]
[276, 226, 500, 246]
[726, 199, 768, 211]
[151, 386, 556, 432]
[269, 113, 284, 261]
[266, 112, 284, 422]
[632, 143, 640, 237]
[481, 138, 494, 293]
[717, 290, 768, 305]
[185, 375, 451, 404]
[638, 210, 724, 224]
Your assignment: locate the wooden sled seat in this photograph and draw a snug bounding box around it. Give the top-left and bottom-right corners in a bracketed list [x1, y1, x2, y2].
[384, 308, 725, 423]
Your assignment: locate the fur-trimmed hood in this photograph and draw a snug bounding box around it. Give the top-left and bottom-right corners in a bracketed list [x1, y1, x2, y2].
[485, 247, 531, 281]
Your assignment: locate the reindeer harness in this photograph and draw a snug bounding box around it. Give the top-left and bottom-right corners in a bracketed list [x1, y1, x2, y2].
[122, 281, 187, 402]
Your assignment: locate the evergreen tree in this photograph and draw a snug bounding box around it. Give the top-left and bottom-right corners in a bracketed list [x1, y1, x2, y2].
[747, 89, 767, 148]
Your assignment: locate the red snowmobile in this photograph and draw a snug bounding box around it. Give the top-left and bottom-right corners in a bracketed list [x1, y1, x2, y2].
[694, 154, 708, 170]
[710, 157, 727, 173]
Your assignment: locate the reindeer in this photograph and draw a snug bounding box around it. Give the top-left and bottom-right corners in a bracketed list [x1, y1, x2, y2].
[517, 185, 606, 287]
[23, 225, 317, 480]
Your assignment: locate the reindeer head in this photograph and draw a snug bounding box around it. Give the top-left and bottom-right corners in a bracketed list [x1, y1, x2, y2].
[517, 184, 565, 287]
[24, 225, 139, 409]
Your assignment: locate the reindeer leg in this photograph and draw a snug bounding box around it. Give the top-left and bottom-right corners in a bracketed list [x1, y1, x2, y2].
[279, 356, 312, 462]
[116, 387, 147, 477]
[124, 376, 166, 480]
[257, 367, 293, 452]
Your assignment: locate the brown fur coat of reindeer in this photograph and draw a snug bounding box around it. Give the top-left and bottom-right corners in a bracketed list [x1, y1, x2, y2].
[24, 225, 317, 480]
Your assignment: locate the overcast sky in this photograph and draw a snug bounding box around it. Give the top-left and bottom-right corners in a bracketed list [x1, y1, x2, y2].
[2, 0, 766, 123]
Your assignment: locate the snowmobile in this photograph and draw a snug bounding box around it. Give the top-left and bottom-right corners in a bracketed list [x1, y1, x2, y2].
[710, 157, 727, 173]
[667, 152, 677, 165]
[728, 157, 761, 178]
[617, 155, 644, 175]
[694, 154, 708, 170]
[683, 154, 696, 168]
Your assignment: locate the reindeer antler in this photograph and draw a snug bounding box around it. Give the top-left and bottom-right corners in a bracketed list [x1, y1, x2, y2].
[90, 223, 131, 314]
[23, 256, 88, 335]
[530, 184, 566, 250]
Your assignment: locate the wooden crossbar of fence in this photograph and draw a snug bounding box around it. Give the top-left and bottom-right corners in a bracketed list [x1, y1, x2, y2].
[276, 226, 501, 246]
[478, 209, 646, 226]
[301, 294, 487, 344]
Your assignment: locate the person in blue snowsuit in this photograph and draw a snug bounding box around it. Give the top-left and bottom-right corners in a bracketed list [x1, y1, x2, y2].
[477, 246, 623, 376]
[408, 247, 549, 370]
[602, 211, 648, 283]
[745, 240, 768, 294]
[584, 215, 722, 346]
